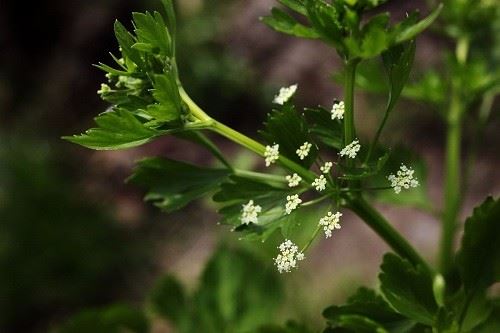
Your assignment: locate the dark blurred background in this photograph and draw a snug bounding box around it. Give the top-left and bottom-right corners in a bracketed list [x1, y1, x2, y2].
[0, 1, 498, 332]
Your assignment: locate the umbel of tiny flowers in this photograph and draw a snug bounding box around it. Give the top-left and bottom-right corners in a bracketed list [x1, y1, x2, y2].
[331, 101, 345, 120]
[274, 239, 305, 273]
[286, 173, 302, 187]
[285, 194, 302, 214]
[264, 143, 280, 167]
[320, 161, 333, 174]
[319, 211, 342, 238]
[339, 139, 361, 159]
[296, 141, 312, 160]
[388, 164, 420, 194]
[273, 84, 298, 105]
[240, 200, 262, 225]
[312, 175, 327, 192]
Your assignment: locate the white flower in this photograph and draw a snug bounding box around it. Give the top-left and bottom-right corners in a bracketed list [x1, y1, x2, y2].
[286, 173, 302, 187]
[274, 239, 305, 273]
[97, 83, 111, 95]
[296, 141, 312, 160]
[240, 200, 262, 225]
[319, 211, 342, 238]
[312, 175, 327, 192]
[331, 101, 345, 120]
[388, 164, 419, 194]
[320, 162, 333, 174]
[264, 144, 280, 167]
[339, 139, 361, 159]
[273, 84, 298, 105]
[285, 194, 302, 214]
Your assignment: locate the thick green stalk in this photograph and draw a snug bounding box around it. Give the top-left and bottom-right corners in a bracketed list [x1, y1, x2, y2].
[439, 37, 469, 274]
[348, 196, 431, 272]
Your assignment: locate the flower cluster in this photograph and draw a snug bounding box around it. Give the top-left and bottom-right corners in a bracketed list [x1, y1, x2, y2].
[264, 144, 280, 166]
[319, 211, 342, 238]
[331, 101, 345, 120]
[388, 164, 419, 194]
[339, 139, 361, 159]
[274, 239, 305, 273]
[312, 175, 327, 192]
[320, 162, 333, 174]
[273, 84, 298, 105]
[240, 200, 262, 225]
[286, 173, 302, 187]
[285, 194, 302, 214]
[296, 141, 312, 160]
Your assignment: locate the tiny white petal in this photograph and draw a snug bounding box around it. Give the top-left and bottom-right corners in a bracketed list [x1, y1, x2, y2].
[264, 144, 280, 167]
[331, 101, 345, 120]
[240, 200, 262, 225]
[320, 162, 333, 174]
[312, 175, 327, 192]
[273, 84, 298, 105]
[286, 173, 302, 187]
[339, 139, 361, 159]
[274, 239, 304, 273]
[296, 141, 312, 160]
[285, 194, 302, 214]
[388, 164, 419, 194]
[319, 211, 342, 238]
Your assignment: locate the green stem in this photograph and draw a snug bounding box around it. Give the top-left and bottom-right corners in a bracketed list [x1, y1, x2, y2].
[344, 59, 359, 148]
[439, 36, 469, 275]
[348, 196, 431, 272]
[234, 169, 286, 184]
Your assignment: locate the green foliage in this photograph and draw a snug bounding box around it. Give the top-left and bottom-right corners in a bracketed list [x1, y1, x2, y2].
[57, 304, 149, 333]
[456, 197, 500, 293]
[128, 157, 230, 212]
[304, 106, 343, 150]
[261, 104, 318, 168]
[379, 254, 438, 325]
[63, 109, 163, 150]
[149, 245, 284, 333]
[263, 0, 442, 60]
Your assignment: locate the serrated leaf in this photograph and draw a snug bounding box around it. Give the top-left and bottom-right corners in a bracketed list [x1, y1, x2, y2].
[304, 106, 343, 150]
[191, 245, 283, 333]
[261, 104, 318, 168]
[114, 20, 143, 68]
[128, 157, 230, 212]
[150, 73, 182, 121]
[149, 275, 187, 326]
[456, 197, 500, 293]
[379, 253, 438, 325]
[132, 11, 172, 56]
[279, 0, 307, 15]
[57, 304, 149, 333]
[305, 0, 344, 49]
[63, 109, 161, 150]
[262, 8, 319, 39]
[393, 4, 443, 44]
[382, 39, 416, 112]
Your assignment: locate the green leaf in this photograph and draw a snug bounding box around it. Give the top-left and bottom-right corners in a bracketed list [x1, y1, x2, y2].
[149, 275, 187, 326]
[370, 147, 432, 211]
[379, 253, 438, 325]
[128, 157, 230, 212]
[57, 304, 149, 333]
[63, 109, 161, 150]
[403, 70, 446, 105]
[456, 197, 500, 293]
[191, 245, 283, 333]
[382, 39, 416, 112]
[304, 106, 343, 150]
[475, 303, 500, 333]
[393, 4, 443, 44]
[114, 20, 143, 68]
[279, 0, 307, 15]
[304, 0, 344, 49]
[148, 73, 182, 122]
[261, 104, 318, 168]
[132, 11, 172, 56]
[262, 8, 319, 39]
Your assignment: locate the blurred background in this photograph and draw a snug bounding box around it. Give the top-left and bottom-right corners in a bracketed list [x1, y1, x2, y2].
[0, 0, 498, 332]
